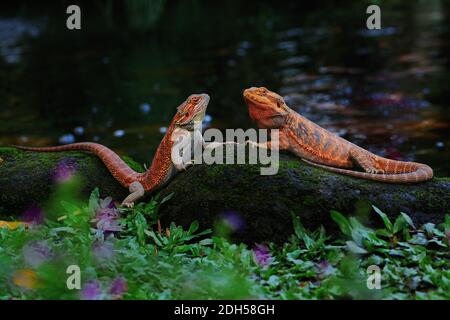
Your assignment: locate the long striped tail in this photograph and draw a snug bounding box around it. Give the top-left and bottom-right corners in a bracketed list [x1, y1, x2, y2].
[302, 159, 433, 183]
[13, 143, 142, 188]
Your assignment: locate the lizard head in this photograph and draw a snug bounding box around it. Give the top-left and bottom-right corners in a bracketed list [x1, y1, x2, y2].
[174, 93, 210, 130]
[243, 87, 290, 129]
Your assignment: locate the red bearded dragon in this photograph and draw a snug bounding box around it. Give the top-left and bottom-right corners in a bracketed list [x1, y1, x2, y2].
[14, 94, 210, 207]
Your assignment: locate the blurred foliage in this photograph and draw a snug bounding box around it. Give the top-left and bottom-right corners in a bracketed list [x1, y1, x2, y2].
[0, 181, 449, 299]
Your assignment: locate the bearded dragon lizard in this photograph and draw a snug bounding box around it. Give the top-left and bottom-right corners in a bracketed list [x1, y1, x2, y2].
[243, 87, 433, 183]
[14, 94, 210, 207]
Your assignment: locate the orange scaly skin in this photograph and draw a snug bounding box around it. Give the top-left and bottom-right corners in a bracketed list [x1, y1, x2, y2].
[14, 94, 210, 206]
[243, 87, 433, 183]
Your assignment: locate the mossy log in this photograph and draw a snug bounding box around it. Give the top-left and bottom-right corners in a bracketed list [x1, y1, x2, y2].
[0, 147, 128, 216]
[1, 146, 449, 243]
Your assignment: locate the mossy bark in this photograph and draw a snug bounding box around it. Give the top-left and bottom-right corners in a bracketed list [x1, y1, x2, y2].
[1, 147, 449, 243]
[0, 147, 127, 217]
[158, 152, 450, 243]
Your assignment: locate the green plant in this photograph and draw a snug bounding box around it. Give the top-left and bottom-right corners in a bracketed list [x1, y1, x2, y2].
[0, 190, 448, 300]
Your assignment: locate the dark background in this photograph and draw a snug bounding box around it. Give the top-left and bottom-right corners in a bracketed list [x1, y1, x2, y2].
[1, 0, 449, 175]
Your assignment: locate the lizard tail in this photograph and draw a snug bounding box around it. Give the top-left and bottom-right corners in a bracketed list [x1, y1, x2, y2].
[13, 143, 142, 188]
[302, 159, 433, 183]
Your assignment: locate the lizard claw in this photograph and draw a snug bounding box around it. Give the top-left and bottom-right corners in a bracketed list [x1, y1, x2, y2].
[184, 160, 195, 170]
[245, 140, 258, 148]
[176, 160, 195, 171]
[122, 201, 134, 208]
[367, 168, 385, 174]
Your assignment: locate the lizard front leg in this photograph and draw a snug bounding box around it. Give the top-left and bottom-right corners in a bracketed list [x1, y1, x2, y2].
[171, 131, 194, 171]
[204, 141, 238, 150]
[121, 181, 145, 208]
[350, 149, 385, 174]
[246, 131, 289, 150]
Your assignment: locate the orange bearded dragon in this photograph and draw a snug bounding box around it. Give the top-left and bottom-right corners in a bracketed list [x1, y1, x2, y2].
[243, 87, 433, 183]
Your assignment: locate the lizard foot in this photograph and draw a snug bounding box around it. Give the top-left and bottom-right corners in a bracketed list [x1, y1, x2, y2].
[366, 168, 385, 174]
[120, 181, 145, 208]
[121, 201, 135, 208]
[173, 158, 196, 171]
[183, 160, 195, 170]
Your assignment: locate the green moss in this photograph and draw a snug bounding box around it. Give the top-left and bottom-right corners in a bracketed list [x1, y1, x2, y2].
[302, 195, 317, 206]
[0, 147, 25, 159]
[279, 159, 303, 169]
[121, 155, 145, 173]
[205, 164, 226, 177]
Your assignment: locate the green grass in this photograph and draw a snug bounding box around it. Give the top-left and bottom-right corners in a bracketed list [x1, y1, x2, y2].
[0, 186, 449, 300]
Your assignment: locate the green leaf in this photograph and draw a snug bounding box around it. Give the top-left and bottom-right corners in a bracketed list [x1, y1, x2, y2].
[376, 229, 392, 237]
[393, 215, 407, 234]
[134, 212, 148, 246]
[188, 221, 199, 235]
[444, 214, 450, 230]
[372, 205, 393, 232]
[291, 214, 316, 249]
[292, 213, 307, 239]
[49, 227, 76, 235]
[345, 241, 368, 254]
[199, 238, 213, 246]
[148, 230, 163, 246]
[330, 211, 352, 237]
[267, 275, 280, 287]
[400, 212, 416, 229]
[160, 192, 174, 204]
[88, 188, 100, 212]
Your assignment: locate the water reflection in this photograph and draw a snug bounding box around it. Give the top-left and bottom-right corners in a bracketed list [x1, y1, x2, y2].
[0, 0, 449, 175]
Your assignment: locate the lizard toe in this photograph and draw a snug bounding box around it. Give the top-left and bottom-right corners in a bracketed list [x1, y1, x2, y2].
[122, 202, 134, 208]
[367, 168, 385, 174]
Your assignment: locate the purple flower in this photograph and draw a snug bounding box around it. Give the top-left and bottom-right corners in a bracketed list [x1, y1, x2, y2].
[253, 244, 273, 266]
[109, 277, 127, 298]
[21, 207, 44, 225]
[80, 280, 102, 300]
[23, 240, 52, 268]
[54, 158, 77, 182]
[221, 211, 244, 232]
[93, 197, 122, 232]
[316, 260, 336, 279]
[92, 240, 115, 263]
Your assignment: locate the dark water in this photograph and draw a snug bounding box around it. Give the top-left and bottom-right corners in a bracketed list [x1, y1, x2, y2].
[1, 0, 449, 175]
